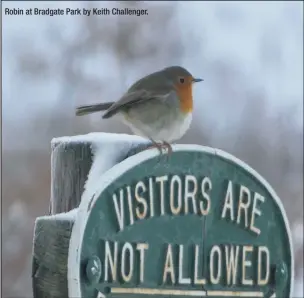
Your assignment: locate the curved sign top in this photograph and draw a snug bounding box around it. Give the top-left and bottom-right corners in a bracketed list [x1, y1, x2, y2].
[68, 145, 293, 298]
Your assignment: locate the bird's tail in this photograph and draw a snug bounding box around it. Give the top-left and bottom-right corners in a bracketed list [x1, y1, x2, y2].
[75, 102, 114, 116]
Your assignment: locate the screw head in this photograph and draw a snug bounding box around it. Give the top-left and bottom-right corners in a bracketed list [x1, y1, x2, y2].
[275, 262, 288, 292]
[86, 255, 102, 285]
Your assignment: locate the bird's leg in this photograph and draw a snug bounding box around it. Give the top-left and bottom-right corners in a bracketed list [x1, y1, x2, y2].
[153, 141, 164, 155]
[142, 140, 172, 157]
[143, 139, 164, 155]
[162, 141, 172, 155]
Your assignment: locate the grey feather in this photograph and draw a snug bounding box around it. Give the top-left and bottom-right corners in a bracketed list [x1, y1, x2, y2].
[102, 88, 172, 119]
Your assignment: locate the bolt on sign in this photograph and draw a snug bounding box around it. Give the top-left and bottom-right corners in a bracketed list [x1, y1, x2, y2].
[68, 145, 293, 298]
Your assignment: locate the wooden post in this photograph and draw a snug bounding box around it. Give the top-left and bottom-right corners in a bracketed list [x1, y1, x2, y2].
[32, 133, 149, 298]
[49, 140, 93, 214]
[32, 211, 76, 298]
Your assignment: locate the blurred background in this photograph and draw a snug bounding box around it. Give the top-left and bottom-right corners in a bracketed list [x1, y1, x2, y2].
[2, 1, 303, 297]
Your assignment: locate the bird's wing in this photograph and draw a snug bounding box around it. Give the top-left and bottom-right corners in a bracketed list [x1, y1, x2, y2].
[102, 88, 173, 119]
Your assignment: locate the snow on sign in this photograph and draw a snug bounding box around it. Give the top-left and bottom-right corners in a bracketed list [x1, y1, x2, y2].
[68, 145, 293, 298]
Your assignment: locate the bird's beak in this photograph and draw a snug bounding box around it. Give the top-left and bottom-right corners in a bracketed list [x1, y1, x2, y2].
[192, 78, 203, 83]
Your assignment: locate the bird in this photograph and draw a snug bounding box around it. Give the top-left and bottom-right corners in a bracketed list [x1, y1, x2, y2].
[76, 66, 203, 154]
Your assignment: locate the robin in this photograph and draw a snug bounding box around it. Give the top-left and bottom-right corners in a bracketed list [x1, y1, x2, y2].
[76, 66, 203, 154]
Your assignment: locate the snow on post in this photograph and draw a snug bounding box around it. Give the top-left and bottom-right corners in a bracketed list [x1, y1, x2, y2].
[32, 133, 150, 298]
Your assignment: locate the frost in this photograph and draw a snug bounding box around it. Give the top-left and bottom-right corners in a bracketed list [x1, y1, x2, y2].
[81, 133, 149, 208]
[38, 208, 79, 221]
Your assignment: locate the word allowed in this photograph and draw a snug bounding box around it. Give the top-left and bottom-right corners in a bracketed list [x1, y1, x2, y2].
[112, 175, 265, 235]
[100, 241, 270, 287]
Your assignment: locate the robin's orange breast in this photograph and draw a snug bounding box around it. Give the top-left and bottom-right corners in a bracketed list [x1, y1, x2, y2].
[175, 83, 193, 114]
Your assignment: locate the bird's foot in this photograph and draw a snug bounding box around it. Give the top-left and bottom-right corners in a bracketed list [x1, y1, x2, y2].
[162, 141, 173, 155]
[143, 141, 172, 156]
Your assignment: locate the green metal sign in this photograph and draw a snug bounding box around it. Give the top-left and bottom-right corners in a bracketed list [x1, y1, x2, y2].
[68, 145, 293, 298]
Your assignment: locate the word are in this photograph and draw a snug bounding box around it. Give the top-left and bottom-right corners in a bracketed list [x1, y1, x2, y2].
[221, 181, 265, 235]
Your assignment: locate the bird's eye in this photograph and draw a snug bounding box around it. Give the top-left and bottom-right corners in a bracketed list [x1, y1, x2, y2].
[179, 77, 185, 84]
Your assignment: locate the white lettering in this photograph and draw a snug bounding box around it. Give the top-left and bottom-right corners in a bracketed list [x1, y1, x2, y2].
[104, 241, 118, 282]
[210, 245, 222, 284]
[221, 181, 234, 221]
[225, 245, 239, 285]
[200, 177, 212, 215]
[163, 244, 175, 284]
[135, 181, 148, 220]
[156, 176, 168, 215]
[250, 192, 265, 235]
[178, 245, 191, 284]
[194, 245, 206, 285]
[258, 246, 270, 285]
[170, 175, 182, 215]
[113, 190, 124, 231]
[136, 243, 149, 283]
[242, 246, 253, 285]
[121, 242, 134, 282]
[184, 175, 198, 214]
[237, 185, 251, 227]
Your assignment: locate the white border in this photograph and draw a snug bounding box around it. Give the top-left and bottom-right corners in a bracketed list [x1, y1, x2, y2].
[68, 145, 294, 298]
